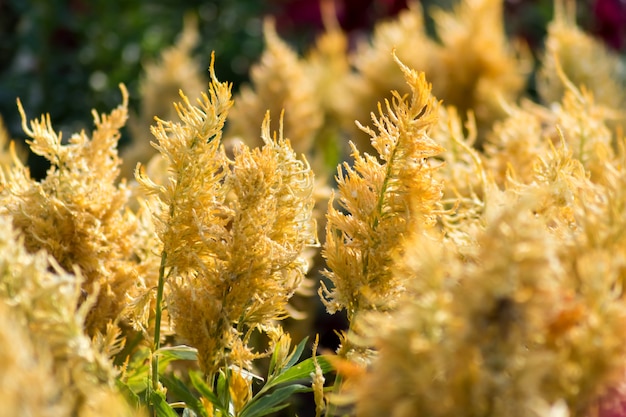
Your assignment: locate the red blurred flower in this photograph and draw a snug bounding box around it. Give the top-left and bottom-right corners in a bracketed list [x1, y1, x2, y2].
[270, 0, 408, 37]
[593, 0, 626, 50]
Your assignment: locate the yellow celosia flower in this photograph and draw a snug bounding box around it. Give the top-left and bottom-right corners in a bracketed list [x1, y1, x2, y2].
[321, 54, 443, 327]
[551, 85, 615, 184]
[0, 214, 136, 416]
[484, 100, 547, 185]
[122, 14, 208, 181]
[227, 19, 323, 155]
[344, 0, 529, 149]
[485, 70, 617, 188]
[343, 2, 439, 150]
[2, 85, 155, 335]
[137, 55, 317, 375]
[354, 122, 626, 416]
[228, 365, 253, 414]
[537, 0, 625, 111]
[432, 105, 482, 200]
[356, 183, 626, 416]
[430, 0, 530, 137]
[311, 335, 326, 417]
[0, 301, 65, 417]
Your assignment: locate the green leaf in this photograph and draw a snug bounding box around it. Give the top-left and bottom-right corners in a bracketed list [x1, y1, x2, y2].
[121, 347, 151, 393]
[115, 378, 141, 409]
[121, 345, 193, 395]
[266, 355, 333, 390]
[282, 337, 308, 372]
[156, 345, 198, 362]
[150, 390, 179, 417]
[216, 369, 230, 409]
[189, 370, 230, 416]
[268, 340, 282, 377]
[240, 384, 309, 417]
[161, 373, 207, 417]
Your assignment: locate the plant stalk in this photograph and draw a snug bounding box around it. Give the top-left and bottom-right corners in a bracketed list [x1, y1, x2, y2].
[152, 250, 168, 394]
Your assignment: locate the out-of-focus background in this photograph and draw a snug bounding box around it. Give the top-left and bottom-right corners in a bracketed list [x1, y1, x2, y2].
[0, 0, 624, 178]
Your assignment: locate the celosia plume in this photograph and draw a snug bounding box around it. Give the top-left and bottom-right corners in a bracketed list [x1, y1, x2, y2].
[137, 54, 318, 375]
[122, 14, 208, 180]
[0, 215, 135, 416]
[227, 19, 323, 155]
[1, 85, 155, 335]
[321, 54, 443, 329]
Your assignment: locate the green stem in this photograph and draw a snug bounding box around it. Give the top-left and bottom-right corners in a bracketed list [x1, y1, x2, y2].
[324, 373, 343, 417]
[358, 132, 401, 298]
[372, 137, 400, 232]
[151, 250, 167, 401]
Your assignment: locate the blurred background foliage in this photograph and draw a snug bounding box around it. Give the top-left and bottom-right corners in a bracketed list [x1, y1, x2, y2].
[0, 0, 624, 178]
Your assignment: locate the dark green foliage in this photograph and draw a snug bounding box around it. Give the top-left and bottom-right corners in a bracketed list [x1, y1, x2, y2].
[0, 0, 268, 162]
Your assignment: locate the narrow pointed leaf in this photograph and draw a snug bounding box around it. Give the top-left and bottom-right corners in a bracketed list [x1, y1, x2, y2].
[161, 373, 207, 417]
[189, 370, 230, 416]
[282, 337, 309, 371]
[115, 379, 141, 409]
[240, 384, 309, 417]
[156, 345, 198, 362]
[150, 391, 179, 417]
[266, 356, 333, 389]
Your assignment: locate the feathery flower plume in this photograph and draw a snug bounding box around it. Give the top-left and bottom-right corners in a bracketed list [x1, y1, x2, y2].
[485, 66, 617, 188]
[343, 2, 438, 150]
[122, 14, 207, 180]
[137, 54, 317, 376]
[135, 53, 233, 375]
[432, 105, 481, 200]
[321, 54, 443, 331]
[344, 0, 529, 148]
[1, 85, 153, 335]
[430, 0, 530, 135]
[357, 160, 626, 415]
[0, 301, 64, 417]
[228, 19, 323, 155]
[0, 214, 134, 416]
[484, 100, 547, 186]
[537, 0, 625, 111]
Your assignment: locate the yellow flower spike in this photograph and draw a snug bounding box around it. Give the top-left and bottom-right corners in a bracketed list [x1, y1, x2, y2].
[311, 335, 326, 417]
[228, 18, 323, 155]
[0, 216, 134, 416]
[229, 366, 253, 414]
[5, 84, 151, 336]
[321, 53, 443, 328]
[139, 54, 317, 377]
[537, 0, 625, 112]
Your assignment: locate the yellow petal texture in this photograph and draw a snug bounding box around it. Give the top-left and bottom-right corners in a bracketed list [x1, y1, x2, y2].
[321, 55, 443, 324]
[137, 55, 317, 375]
[485, 76, 616, 188]
[228, 19, 323, 155]
[355, 134, 626, 417]
[537, 0, 626, 111]
[0, 214, 135, 416]
[342, 2, 438, 150]
[343, 0, 529, 149]
[430, 0, 530, 135]
[2, 85, 155, 335]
